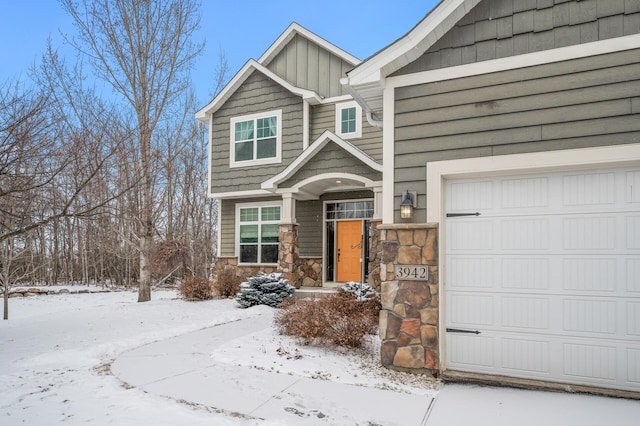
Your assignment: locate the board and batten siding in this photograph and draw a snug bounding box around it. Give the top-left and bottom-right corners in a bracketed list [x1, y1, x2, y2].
[219, 197, 282, 257]
[266, 34, 354, 99]
[393, 48, 640, 223]
[210, 72, 304, 194]
[393, 0, 640, 77]
[310, 103, 383, 161]
[279, 143, 383, 189]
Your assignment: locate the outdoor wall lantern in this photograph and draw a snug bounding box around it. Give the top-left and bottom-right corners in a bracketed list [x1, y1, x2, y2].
[400, 190, 417, 219]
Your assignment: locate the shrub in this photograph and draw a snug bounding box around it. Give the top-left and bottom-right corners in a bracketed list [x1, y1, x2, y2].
[275, 286, 381, 349]
[212, 268, 241, 298]
[236, 272, 295, 308]
[178, 276, 213, 301]
[339, 281, 377, 301]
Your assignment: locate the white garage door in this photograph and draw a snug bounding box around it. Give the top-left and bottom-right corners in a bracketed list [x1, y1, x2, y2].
[445, 166, 640, 393]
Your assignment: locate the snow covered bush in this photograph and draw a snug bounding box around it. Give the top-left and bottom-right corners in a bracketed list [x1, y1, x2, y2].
[236, 272, 295, 308]
[275, 290, 381, 349]
[339, 281, 377, 301]
[212, 268, 240, 298]
[178, 276, 213, 301]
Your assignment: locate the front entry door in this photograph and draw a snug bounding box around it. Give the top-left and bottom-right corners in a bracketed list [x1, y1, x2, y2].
[336, 220, 362, 282]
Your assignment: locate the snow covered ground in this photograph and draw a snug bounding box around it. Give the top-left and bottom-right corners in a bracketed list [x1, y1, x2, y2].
[0, 288, 437, 425]
[2, 288, 639, 425]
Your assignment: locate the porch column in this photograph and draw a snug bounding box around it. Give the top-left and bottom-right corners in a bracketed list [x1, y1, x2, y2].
[378, 223, 439, 373]
[281, 192, 297, 224]
[372, 186, 383, 220]
[279, 193, 300, 288]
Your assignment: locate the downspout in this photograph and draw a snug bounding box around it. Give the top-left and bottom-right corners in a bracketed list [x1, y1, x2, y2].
[366, 110, 383, 128]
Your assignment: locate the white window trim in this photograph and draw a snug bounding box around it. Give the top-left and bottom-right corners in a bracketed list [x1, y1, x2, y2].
[230, 109, 282, 168]
[235, 200, 282, 266]
[335, 101, 362, 139]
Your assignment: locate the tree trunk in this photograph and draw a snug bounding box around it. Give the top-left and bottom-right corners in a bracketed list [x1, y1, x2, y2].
[137, 127, 153, 302]
[3, 284, 7, 321]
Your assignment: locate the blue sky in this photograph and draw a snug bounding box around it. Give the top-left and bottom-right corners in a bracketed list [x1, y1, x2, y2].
[0, 1, 440, 105]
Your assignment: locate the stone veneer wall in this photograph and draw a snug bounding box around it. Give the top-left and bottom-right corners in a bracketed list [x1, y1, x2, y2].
[367, 221, 383, 291]
[298, 257, 322, 287]
[211, 257, 278, 284]
[379, 224, 439, 372]
[278, 224, 300, 288]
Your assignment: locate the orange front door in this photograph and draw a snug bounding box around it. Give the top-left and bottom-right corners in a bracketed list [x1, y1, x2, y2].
[336, 220, 362, 282]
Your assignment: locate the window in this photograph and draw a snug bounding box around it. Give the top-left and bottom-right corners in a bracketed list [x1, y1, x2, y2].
[335, 101, 362, 138]
[238, 204, 281, 264]
[230, 110, 282, 167]
[325, 200, 374, 220]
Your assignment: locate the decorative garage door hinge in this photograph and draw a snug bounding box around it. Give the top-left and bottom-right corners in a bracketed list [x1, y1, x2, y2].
[446, 328, 481, 334]
[446, 212, 481, 217]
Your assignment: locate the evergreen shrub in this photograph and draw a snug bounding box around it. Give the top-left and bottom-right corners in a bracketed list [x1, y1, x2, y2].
[236, 272, 295, 308]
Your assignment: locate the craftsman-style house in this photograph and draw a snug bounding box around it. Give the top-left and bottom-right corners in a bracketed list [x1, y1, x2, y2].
[198, 0, 640, 397]
[197, 23, 384, 290]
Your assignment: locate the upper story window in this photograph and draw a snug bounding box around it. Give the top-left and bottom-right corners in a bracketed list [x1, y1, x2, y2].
[335, 101, 362, 139]
[230, 110, 282, 168]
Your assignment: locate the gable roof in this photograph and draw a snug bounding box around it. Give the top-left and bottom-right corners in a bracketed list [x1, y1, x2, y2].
[261, 130, 382, 192]
[196, 23, 361, 122]
[341, 0, 481, 119]
[195, 59, 322, 122]
[259, 22, 360, 68]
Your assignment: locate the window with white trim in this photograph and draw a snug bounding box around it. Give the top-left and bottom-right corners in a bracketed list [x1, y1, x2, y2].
[237, 204, 281, 264]
[335, 101, 362, 138]
[230, 110, 282, 167]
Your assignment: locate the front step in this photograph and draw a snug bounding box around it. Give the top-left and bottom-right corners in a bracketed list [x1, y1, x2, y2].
[293, 286, 338, 299]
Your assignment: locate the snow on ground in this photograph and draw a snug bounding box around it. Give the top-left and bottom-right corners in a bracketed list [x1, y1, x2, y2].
[0, 288, 437, 425]
[211, 326, 439, 396]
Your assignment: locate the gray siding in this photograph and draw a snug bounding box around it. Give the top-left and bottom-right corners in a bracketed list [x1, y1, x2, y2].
[297, 199, 323, 257]
[210, 72, 303, 193]
[266, 34, 354, 98]
[219, 197, 282, 257]
[279, 142, 382, 189]
[393, 48, 640, 222]
[310, 103, 383, 161]
[393, 0, 640, 76]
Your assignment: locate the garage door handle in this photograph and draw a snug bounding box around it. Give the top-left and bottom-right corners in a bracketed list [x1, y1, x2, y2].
[446, 212, 481, 217]
[446, 328, 481, 334]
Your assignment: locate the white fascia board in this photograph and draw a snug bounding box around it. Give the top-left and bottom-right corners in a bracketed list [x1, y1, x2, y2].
[210, 189, 275, 199]
[387, 33, 640, 90]
[261, 130, 382, 190]
[258, 22, 360, 67]
[195, 59, 322, 122]
[345, 0, 477, 86]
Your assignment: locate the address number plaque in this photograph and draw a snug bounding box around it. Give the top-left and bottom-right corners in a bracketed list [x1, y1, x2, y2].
[395, 265, 429, 281]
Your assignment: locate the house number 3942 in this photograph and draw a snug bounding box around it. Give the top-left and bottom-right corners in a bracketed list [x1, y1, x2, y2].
[395, 265, 428, 281]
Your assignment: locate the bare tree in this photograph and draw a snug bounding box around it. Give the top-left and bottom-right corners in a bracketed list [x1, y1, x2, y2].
[0, 73, 130, 319]
[59, 0, 204, 301]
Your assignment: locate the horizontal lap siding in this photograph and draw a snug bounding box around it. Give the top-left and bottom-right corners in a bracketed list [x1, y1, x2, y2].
[210, 72, 303, 193]
[393, 48, 640, 223]
[297, 200, 323, 257]
[310, 103, 383, 161]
